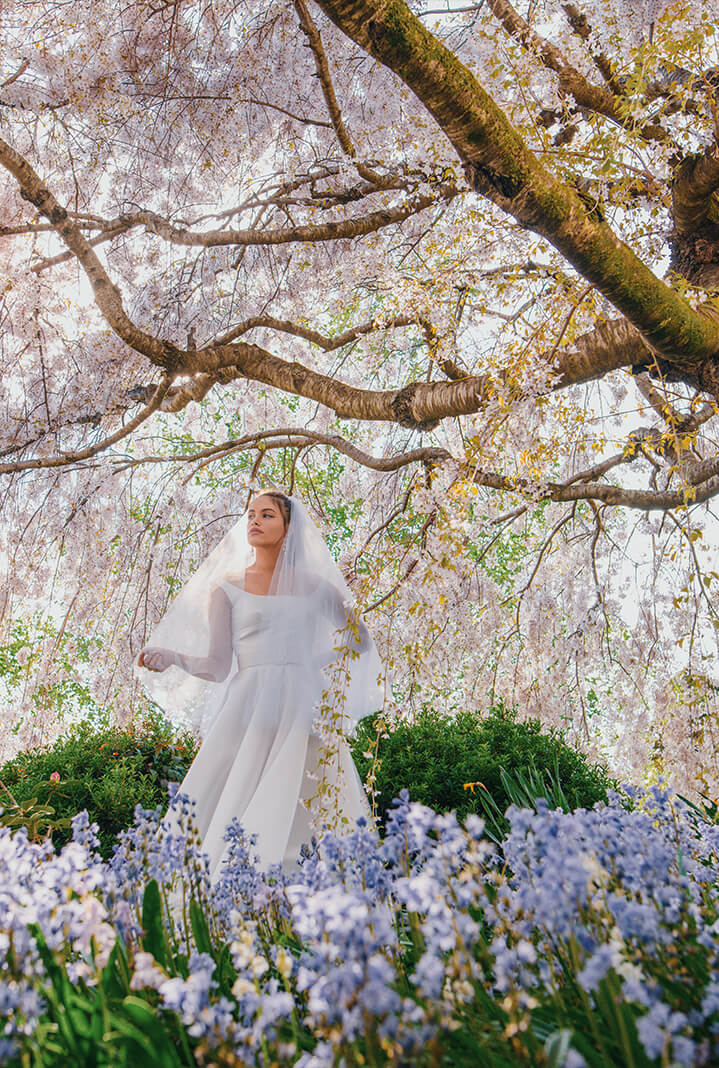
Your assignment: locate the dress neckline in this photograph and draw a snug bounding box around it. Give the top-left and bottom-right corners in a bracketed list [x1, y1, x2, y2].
[222, 579, 291, 599]
[224, 580, 269, 597]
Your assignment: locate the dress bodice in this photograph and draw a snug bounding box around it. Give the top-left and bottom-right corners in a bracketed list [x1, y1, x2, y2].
[219, 581, 320, 670]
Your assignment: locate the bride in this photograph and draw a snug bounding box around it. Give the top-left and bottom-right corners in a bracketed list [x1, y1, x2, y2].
[135, 491, 383, 879]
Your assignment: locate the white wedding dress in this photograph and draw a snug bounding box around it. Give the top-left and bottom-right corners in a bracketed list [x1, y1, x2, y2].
[173, 579, 371, 879]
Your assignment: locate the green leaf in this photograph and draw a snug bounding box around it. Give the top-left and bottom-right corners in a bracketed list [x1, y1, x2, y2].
[189, 898, 213, 957]
[100, 937, 132, 999]
[104, 1016, 158, 1056]
[544, 1029, 573, 1067]
[141, 878, 170, 970]
[121, 995, 162, 1030]
[114, 997, 186, 1067]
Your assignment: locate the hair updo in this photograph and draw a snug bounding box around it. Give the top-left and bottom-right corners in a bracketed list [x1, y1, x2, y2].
[258, 491, 292, 528]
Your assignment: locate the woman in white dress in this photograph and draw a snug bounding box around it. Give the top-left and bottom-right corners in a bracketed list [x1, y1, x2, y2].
[135, 492, 383, 880]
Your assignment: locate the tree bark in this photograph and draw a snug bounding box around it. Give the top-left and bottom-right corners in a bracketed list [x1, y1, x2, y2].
[673, 146, 719, 235]
[210, 316, 646, 427]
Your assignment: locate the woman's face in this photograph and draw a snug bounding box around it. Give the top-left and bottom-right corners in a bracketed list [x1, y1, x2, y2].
[247, 495, 287, 551]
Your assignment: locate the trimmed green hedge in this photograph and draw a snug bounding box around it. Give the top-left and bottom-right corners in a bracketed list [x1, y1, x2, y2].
[350, 702, 615, 830]
[1, 703, 612, 857]
[0, 712, 198, 857]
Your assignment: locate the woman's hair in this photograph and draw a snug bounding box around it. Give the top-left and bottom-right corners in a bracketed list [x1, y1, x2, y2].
[255, 490, 292, 528]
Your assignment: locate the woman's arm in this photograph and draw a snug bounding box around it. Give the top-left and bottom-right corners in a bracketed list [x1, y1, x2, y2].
[317, 579, 371, 653]
[137, 585, 234, 682]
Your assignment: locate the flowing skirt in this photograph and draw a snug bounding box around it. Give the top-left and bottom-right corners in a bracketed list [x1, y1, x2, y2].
[174, 662, 370, 880]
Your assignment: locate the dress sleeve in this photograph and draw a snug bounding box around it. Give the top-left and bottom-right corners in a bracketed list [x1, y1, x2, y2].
[172, 584, 234, 682]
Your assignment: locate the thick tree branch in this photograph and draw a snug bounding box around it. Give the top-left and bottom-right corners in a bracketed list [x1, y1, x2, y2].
[206, 314, 640, 427]
[0, 132, 652, 431]
[132, 193, 447, 247]
[487, 0, 668, 141]
[672, 146, 719, 235]
[17, 191, 454, 272]
[0, 138, 457, 389]
[468, 455, 719, 510]
[314, 0, 719, 367]
[101, 315, 653, 428]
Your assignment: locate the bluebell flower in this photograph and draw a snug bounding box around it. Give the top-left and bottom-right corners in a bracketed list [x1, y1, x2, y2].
[636, 1001, 690, 1060]
[71, 810, 101, 857]
[412, 950, 446, 999]
[576, 944, 614, 992]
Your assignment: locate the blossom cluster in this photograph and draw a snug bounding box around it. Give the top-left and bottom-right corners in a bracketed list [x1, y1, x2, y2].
[3, 0, 719, 812]
[1, 787, 719, 1064]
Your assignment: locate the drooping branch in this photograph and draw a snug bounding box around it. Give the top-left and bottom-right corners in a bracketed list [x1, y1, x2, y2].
[314, 0, 719, 367]
[109, 427, 449, 474]
[0, 135, 185, 370]
[215, 312, 418, 348]
[0, 376, 174, 475]
[6, 373, 719, 514]
[560, 3, 620, 94]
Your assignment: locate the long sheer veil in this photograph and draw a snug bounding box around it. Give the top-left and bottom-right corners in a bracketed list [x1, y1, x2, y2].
[133, 495, 384, 737]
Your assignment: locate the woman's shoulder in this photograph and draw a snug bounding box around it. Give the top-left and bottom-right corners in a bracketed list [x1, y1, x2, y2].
[212, 574, 243, 597]
[219, 572, 244, 588]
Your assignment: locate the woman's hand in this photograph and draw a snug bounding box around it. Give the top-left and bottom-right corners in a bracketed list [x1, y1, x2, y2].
[137, 647, 175, 673]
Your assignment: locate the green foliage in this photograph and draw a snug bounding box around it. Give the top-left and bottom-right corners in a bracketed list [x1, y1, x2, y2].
[0, 781, 73, 842]
[27, 923, 193, 1067]
[350, 702, 615, 832]
[0, 615, 105, 724]
[0, 712, 198, 858]
[471, 760, 612, 844]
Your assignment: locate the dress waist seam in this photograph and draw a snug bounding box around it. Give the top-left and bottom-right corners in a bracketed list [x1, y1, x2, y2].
[236, 658, 307, 669]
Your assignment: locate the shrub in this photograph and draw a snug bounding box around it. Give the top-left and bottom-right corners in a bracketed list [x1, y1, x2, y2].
[0, 711, 198, 857]
[350, 701, 615, 830]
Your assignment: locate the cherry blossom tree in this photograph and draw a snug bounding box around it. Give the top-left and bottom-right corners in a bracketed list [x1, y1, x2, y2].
[2, 0, 719, 791]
